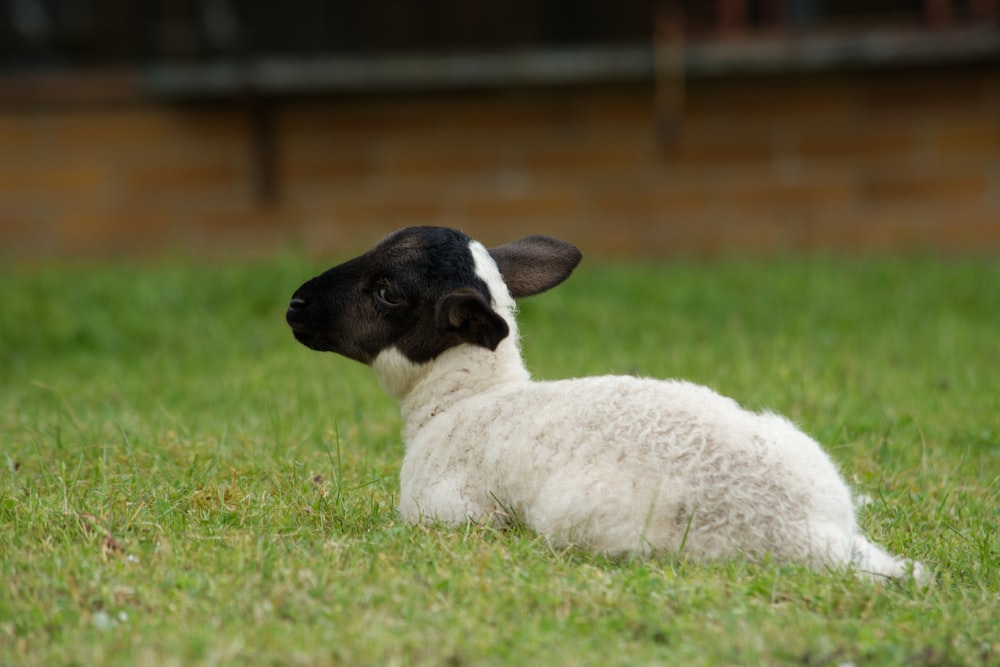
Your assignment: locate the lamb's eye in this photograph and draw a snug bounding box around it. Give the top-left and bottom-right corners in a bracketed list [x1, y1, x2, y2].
[375, 286, 404, 307]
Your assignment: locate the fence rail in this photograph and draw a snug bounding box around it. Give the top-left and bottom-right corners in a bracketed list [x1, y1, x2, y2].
[2, 0, 996, 71]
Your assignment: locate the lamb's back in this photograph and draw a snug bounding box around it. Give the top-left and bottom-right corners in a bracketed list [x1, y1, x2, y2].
[404, 374, 855, 557]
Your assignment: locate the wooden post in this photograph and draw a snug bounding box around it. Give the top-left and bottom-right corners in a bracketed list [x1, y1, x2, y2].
[654, 3, 686, 144]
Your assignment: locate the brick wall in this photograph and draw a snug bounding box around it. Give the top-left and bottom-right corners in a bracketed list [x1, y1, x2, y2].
[1, 64, 997, 259]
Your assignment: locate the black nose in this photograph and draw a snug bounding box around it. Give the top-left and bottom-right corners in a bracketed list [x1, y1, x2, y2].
[286, 295, 307, 325]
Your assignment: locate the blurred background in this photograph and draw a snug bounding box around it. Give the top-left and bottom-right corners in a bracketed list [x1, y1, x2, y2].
[0, 0, 997, 259]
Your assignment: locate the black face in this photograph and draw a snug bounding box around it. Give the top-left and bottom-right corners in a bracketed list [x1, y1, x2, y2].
[286, 227, 507, 365]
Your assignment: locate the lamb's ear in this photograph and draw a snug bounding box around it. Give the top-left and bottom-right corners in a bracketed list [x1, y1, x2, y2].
[489, 235, 583, 298]
[435, 288, 510, 351]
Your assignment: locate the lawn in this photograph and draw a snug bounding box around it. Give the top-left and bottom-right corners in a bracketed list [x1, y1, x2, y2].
[1, 251, 997, 666]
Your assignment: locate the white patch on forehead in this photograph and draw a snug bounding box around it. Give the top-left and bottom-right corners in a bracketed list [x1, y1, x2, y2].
[373, 346, 428, 400]
[469, 240, 516, 318]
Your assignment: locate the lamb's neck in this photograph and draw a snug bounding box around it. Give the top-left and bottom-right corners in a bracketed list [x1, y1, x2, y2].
[388, 337, 530, 435]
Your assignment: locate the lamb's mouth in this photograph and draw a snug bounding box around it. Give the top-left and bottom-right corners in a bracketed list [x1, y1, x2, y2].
[289, 326, 328, 351]
[290, 326, 358, 359]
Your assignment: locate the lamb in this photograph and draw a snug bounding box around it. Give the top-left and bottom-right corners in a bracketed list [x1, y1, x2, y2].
[285, 226, 926, 582]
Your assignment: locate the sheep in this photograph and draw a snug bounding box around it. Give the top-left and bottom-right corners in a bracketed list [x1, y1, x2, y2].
[286, 226, 926, 583]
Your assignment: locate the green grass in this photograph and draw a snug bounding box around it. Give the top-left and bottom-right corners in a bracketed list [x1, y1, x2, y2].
[1, 253, 997, 666]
